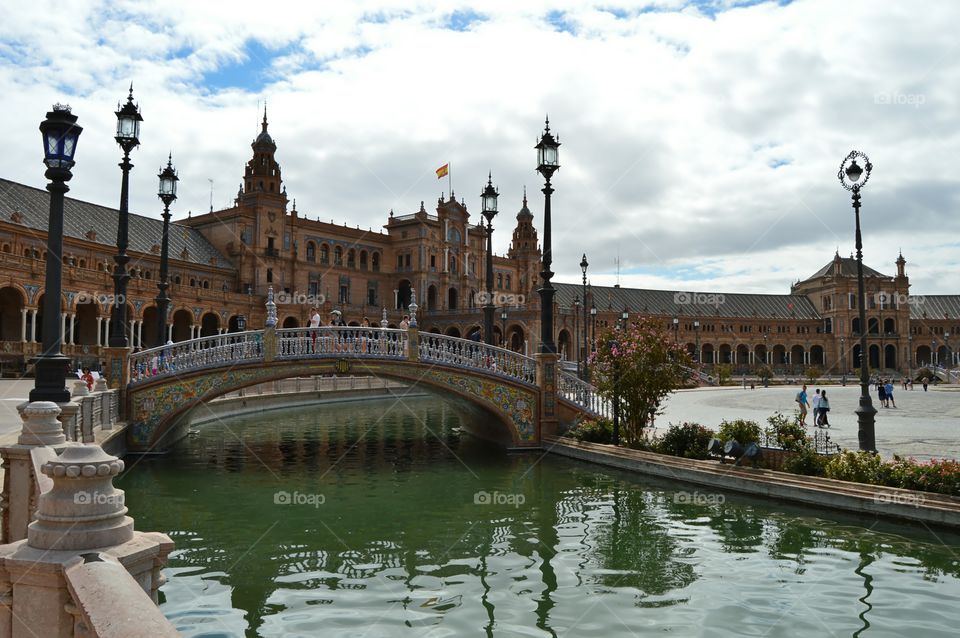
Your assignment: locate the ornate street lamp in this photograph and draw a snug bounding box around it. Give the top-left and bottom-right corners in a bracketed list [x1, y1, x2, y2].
[500, 308, 508, 348]
[30, 104, 82, 404]
[481, 173, 499, 346]
[694, 319, 701, 363]
[907, 334, 912, 381]
[535, 117, 560, 353]
[946, 332, 952, 369]
[839, 149, 877, 452]
[109, 85, 143, 348]
[608, 338, 621, 446]
[236, 315, 247, 332]
[672, 316, 679, 343]
[841, 335, 847, 385]
[573, 296, 581, 376]
[155, 154, 178, 347]
[620, 307, 629, 331]
[580, 254, 589, 379]
[590, 302, 597, 351]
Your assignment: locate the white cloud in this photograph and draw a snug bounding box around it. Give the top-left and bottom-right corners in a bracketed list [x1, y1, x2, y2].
[1, 0, 958, 295]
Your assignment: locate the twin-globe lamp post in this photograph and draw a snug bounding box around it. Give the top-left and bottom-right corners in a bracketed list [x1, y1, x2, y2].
[580, 254, 589, 380]
[29, 105, 83, 404]
[155, 155, 178, 346]
[481, 174, 499, 346]
[839, 150, 877, 452]
[109, 86, 143, 349]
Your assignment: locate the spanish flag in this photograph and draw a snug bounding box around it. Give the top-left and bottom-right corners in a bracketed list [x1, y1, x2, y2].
[436, 163, 449, 179]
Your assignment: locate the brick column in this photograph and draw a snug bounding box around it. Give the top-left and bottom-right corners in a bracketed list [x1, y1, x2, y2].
[535, 352, 558, 441]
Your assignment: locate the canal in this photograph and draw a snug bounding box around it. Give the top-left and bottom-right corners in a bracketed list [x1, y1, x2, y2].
[119, 394, 960, 637]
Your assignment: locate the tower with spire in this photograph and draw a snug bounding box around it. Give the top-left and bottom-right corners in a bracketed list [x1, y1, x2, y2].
[508, 188, 542, 298]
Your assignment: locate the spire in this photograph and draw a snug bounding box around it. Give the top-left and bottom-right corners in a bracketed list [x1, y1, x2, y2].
[262, 100, 268, 131]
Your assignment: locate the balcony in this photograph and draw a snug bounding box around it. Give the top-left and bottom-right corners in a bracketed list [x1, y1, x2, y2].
[264, 247, 280, 258]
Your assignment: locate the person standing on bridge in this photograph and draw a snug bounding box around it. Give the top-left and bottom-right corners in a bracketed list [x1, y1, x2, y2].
[309, 309, 321, 350]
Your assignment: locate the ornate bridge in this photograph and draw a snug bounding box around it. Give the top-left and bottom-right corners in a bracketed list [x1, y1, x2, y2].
[124, 325, 608, 452]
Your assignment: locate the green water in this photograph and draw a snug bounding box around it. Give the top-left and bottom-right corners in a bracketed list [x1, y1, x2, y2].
[119, 395, 960, 637]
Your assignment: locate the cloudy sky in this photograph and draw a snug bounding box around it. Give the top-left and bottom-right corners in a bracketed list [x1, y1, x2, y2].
[2, 0, 958, 294]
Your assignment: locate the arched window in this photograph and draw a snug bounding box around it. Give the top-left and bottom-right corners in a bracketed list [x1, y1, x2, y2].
[372, 253, 380, 272]
[334, 246, 343, 266]
[174, 276, 181, 285]
[497, 273, 503, 288]
[347, 249, 355, 268]
[306, 242, 316, 263]
[360, 251, 368, 270]
[505, 274, 511, 290]
[266, 269, 273, 283]
[202, 280, 210, 289]
[320, 244, 329, 264]
[189, 278, 196, 287]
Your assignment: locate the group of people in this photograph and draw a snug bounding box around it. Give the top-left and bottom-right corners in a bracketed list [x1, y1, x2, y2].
[875, 378, 898, 408]
[795, 384, 831, 428]
[308, 309, 410, 330]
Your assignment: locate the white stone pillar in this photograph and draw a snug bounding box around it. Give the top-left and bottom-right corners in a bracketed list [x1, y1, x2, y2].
[60, 313, 66, 344]
[30, 309, 37, 342]
[167, 324, 173, 342]
[129, 320, 136, 347]
[20, 307, 27, 342]
[69, 313, 77, 345]
[96, 316, 103, 346]
[104, 318, 111, 344]
[137, 321, 143, 347]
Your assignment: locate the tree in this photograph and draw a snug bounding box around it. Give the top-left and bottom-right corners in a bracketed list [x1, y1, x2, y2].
[589, 317, 694, 446]
[804, 366, 821, 383]
[715, 364, 733, 385]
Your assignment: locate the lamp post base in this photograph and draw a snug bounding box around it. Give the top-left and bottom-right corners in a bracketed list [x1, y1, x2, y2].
[855, 396, 878, 452]
[29, 354, 71, 404]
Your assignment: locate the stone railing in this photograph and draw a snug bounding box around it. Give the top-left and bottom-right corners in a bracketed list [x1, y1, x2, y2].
[276, 327, 407, 359]
[67, 385, 120, 443]
[128, 331, 265, 385]
[557, 371, 610, 419]
[418, 333, 537, 386]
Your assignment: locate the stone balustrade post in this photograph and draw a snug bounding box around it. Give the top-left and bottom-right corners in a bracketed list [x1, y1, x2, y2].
[0, 443, 176, 637]
[0, 402, 64, 544]
[407, 325, 419, 363]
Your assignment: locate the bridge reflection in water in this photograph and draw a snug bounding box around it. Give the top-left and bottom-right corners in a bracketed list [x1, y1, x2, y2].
[119, 396, 960, 637]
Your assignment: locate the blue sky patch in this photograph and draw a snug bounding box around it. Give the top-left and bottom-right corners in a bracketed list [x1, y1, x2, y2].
[546, 10, 577, 34]
[202, 40, 299, 92]
[446, 9, 487, 31]
[768, 158, 791, 169]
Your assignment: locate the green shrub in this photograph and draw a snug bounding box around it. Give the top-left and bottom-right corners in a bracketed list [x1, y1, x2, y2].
[783, 447, 828, 476]
[717, 419, 762, 445]
[765, 412, 810, 452]
[653, 422, 715, 459]
[823, 451, 889, 485]
[565, 418, 613, 444]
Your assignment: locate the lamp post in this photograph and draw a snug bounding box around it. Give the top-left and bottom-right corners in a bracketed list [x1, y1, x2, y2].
[694, 319, 701, 363]
[573, 296, 581, 376]
[29, 104, 82, 404]
[580, 254, 589, 379]
[535, 117, 560, 353]
[931, 338, 936, 369]
[945, 332, 952, 369]
[839, 150, 877, 452]
[672, 316, 679, 345]
[907, 334, 912, 380]
[109, 85, 143, 349]
[236, 315, 247, 332]
[841, 335, 847, 385]
[481, 173, 498, 346]
[608, 338, 620, 446]
[155, 155, 178, 347]
[621, 307, 629, 330]
[500, 308, 508, 348]
[590, 302, 597, 351]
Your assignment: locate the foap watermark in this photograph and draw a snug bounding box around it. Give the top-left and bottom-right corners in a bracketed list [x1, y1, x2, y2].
[74, 491, 125, 506]
[75, 291, 126, 308]
[474, 490, 525, 508]
[274, 490, 326, 508]
[674, 491, 725, 506]
[873, 291, 924, 307]
[673, 292, 726, 308]
[276, 291, 326, 306]
[874, 92, 925, 108]
[874, 492, 925, 508]
[474, 292, 526, 307]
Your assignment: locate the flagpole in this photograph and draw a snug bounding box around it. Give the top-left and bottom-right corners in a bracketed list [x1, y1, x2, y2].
[448, 162, 452, 200]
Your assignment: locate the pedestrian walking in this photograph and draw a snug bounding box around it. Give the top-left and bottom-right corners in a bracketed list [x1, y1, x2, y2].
[812, 389, 822, 427]
[795, 384, 809, 426]
[922, 376, 929, 391]
[878, 379, 887, 407]
[884, 379, 896, 408]
[818, 390, 831, 427]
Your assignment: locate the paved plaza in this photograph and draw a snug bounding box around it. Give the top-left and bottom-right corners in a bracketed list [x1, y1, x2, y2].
[658, 383, 960, 460]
